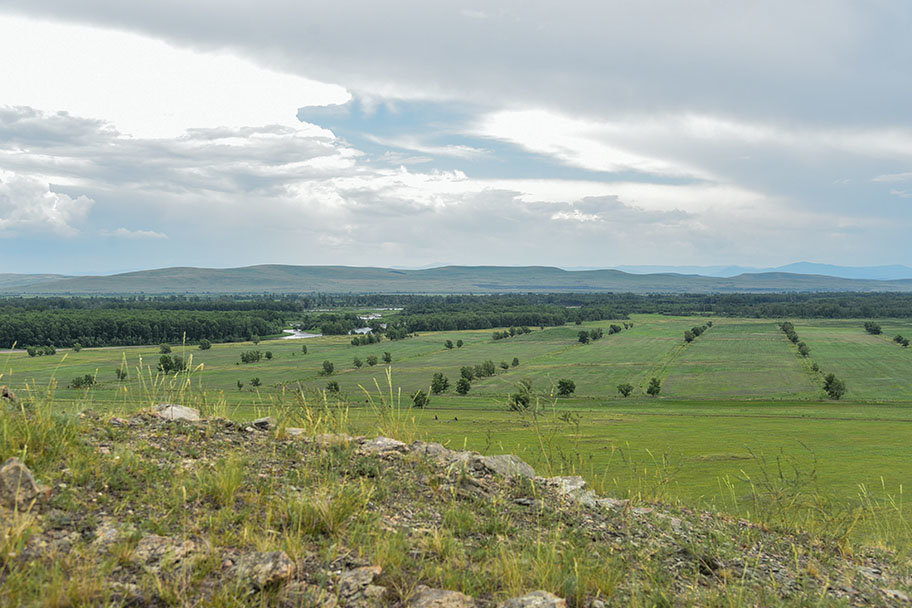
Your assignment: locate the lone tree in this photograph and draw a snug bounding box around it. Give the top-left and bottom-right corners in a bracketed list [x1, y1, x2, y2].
[456, 377, 471, 395]
[250, 335, 261, 345]
[250, 377, 262, 388]
[556, 379, 576, 397]
[511, 357, 520, 367]
[301, 345, 308, 354]
[159, 343, 171, 354]
[646, 377, 662, 396]
[823, 373, 846, 400]
[198, 339, 211, 350]
[367, 354, 378, 366]
[456, 340, 464, 348]
[353, 356, 363, 368]
[411, 389, 430, 408]
[683, 330, 695, 343]
[431, 372, 449, 394]
[445, 340, 454, 349]
[578, 331, 590, 344]
[382, 351, 392, 364]
[321, 360, 334, 376]
[326, 381, 340, 393]
[617, 383, 634, 397]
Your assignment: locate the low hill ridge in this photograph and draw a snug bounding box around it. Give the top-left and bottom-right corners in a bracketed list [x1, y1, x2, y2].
[1, 402, 908, 606]
[3, 264, 912, 294]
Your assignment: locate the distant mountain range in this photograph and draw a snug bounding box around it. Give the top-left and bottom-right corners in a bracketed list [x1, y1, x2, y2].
[1, 264, 912, 294]
[613, 262, 912, 281]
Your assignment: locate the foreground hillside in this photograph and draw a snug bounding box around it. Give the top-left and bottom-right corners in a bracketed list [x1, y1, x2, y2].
[2, 401, 911, 607]
[4, 264, 912, 294]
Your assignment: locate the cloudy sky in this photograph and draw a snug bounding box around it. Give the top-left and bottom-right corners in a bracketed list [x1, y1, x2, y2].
[1, 1, 911, 274]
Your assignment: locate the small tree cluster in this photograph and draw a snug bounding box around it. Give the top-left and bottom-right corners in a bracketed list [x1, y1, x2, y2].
[69, 374, 95, 389]
[431, 372, 449, 394]
[411, 389, 430, 408]
[608, 324, 623, 335]
[492, 326, 532, 340]
[684, 324, 710, 343]
[159, 354, 187, 373]
[351, 333, 382, 346]
[114, 366, 128, 381]
[556, 379, 576, 397]
[864, 321, 882, 335]
[646, 377, 662, 396]
[823, 373, 846, 400]
[779, 321, 800, 344]
[893, 334, 910, 347]
[26, 345, 56, 357]
[240, 350, 262, 364]
[385, 326, 410, 340]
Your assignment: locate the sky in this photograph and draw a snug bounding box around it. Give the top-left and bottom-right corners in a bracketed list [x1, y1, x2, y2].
[1, 1, 911, 274]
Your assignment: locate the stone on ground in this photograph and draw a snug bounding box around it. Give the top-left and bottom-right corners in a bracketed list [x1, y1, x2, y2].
[235, 550, 296, 589]
[410, 584, 477, 607]
[498, 591, 566, 608]
[153, 404, 201, 422]
[0, 457, 43, 509]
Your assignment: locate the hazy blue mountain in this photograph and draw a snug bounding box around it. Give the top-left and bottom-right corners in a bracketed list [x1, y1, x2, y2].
[614, 263, 912, 280]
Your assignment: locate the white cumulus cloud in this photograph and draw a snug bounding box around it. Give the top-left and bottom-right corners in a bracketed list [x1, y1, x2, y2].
[0, 171, 93, 235]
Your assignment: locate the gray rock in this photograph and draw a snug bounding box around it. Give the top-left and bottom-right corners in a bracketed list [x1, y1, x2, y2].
[153, 404, 201, 422]
[252, 416, 277, 430]
[0, 457, 44, 509]
[410, 585, 476, 607]
[235, 551, 296, 589]
[882, 589, 910, 603]
[133, 534, 196, 571]
[498, 591, 566, 608]
[280, 582, 338, 608]
[284, 427, 307, 437]
[338, 565, 386, 607]
[544, 476, 599, 507]
[483, 454, 536, 479]
[357, 437, 407, 455]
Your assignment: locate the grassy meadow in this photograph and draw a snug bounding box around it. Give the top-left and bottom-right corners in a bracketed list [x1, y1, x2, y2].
[3, 313, 912, 548]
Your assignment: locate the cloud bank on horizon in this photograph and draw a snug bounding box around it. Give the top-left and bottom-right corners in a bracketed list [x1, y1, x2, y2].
[0, 1, 910, 274]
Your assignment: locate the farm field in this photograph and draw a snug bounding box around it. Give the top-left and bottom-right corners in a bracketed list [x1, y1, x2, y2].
[3, 313, 912, 546]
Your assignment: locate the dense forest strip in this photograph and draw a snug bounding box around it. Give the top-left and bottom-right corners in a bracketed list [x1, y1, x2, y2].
[4, 292, 912, 349]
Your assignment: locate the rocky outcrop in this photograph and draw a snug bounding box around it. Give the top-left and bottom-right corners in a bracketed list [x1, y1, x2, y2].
[153, 403, 201, 422]
[235, 551, 296, 590]
[0, 457, 46, 509]
[498, 591, 567, 608]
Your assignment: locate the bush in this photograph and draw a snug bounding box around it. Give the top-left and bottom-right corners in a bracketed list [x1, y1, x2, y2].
[158, 354, 187, 374]
[250, 334, 260, 345]
[646, 377, 662, 396]
[456, 378, 471, 395]
[823, 373, 846, 400]
[301, 345, 308, 354]
[321, 360, 334, 376]
[353, 357, 363, 368]
[198, 339, 211, 350]
[509, 379, 534, 410]
[511, 357, 519, 367]
[411, 389, 430, 408]
[460, 366, 475, 381]
[445, 340, 454, 349]
[72, 343, 82, 352]
[864, 321, 882, 335]
[159, 343, 172, 354]
[326, 381, 340, 393]
[797, 342, 810, 357]
[265, 351, 273, 360]
[556, 379, 576, 397]
[431, 373, 449, 394]
[240, 350, 262, 364]
[250, 377, 262, 387]
[456, 339, 463, 348]
[617, 383, 634, 397]
[382, 352, 392, 364]
[114, 367, 128, 381]
[500, 361, 510, 370]
[367, 355, 378, 366]
[684, 330, 695, 343]
[69, 374, 95, 389]
[578, 331, 590, 344]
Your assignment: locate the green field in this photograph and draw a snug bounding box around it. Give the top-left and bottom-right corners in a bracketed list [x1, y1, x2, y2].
[4, 313, 912, 546]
